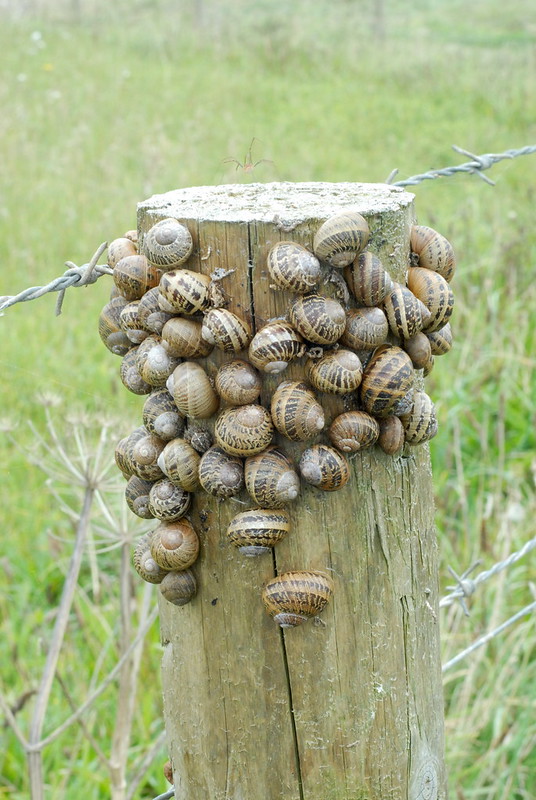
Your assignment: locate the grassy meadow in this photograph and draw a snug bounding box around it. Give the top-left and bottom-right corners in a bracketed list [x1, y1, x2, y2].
[0, 0, 535, 797]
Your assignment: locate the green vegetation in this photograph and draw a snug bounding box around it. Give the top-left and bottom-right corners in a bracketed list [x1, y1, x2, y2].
[0, 1, 535, 797]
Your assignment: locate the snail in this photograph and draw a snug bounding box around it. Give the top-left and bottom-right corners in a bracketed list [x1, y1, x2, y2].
[125, 475, 155, 519]
[150, 519, 200, 571]
[119, 347, 153, 396]
[214, 360, 262, 406]
[328, 411, 380, 452]
[113, 254, 161, 301]
[107, 236, 137, 268]
[399, 390, 438, 445]
[403, 332, 433, 370]
[143, 218, 193, 269]
[148, 479, 191, 521]
[115, 425, 148, 478]
[159, 569, 197, 606]
[142, 388, 185, 441]
[214, 404, 274, 457]
[406, 267, 454, 332]
[270, 381, 325, 441]
[123, 229, 138, 244]
[159, 269, 213, 315]
[129, 430, 166, 481]
[425, 322, 453, 355]
[359, 344, 414, 417]
[201, 308, 252, 353]
[382, 282, 432, 340]
[299, 444, 350, 492]
[340, 307, 389, 351]
[119, 300, 150, 344]
[167, 361, 219, 419]
[136, 287, 174, 335]
[136, 335, 181, 387]
[343, 252, 393, 306]
[305, 349, 363, 395]
[161, 316, 214, 359]
[198, 446, 245, 498]
[226, 508, 290, 556]
[157, 437, 201, 492]
[98, 296, 133, 356]
[244, 447, 300, 508]
[248, 320, 306, 373]
[183, 424, 213, 454]
[313, 211, 370, 267]
[377, 415, 406, 456]
[133, 533, 168, 584]
[262, 570, 334, 627]
[266, 241, 321, 293]
[288, 293, 346, 345]
[410, 224, 456, 282]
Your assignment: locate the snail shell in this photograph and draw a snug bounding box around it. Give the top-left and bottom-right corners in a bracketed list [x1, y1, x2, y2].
[161, 316, 213, 359]
[136, 335, 181, 387]
[150, 519, 200, 571]
[157, 438, 201, 492]
[133, 533, 168, 584]
[125, 475, 155, 519]
[214, 404, 274, 457]
[313, 211, 370, 267]
[123, 229, 138, 244]
[382, 282, 432, 339]
[399, 390, 438, 445]
[142, 388, 185, 441]
[328, 411, 380, 452]
[344, 252, 393, 306]
[159, 269, 212, 315]
[107, 236, 137, 268]
[130, 431, 166, 481]
[270, 381, 325, 441]
[407, 267, 454, 332]
[98, 296, 133, 356]
[119, 301, 150, 344]
[410, 224, 456, 282]
[299, 444, 350, 491]
[226, 508, 290, 556]
[262, 570, 334, 627]
[248, 321, 306, 374]
[160, 569, 197, 606]
[148, 478, 191, 521]
[198, 446, 245, 498]
[113, 254, 161, 301]
[143, 218, 193, 270]
[119, 347, 152, 396]
[136, 287, 173, 335]
[267, 241, 321, 293]
[426, 322, 453, 355]
[403, 332, 433, 370]
[288, 293, 346, 345]
[245, 447, 300, 508]
[214, 360, 262, 406]
[201, 308, 252, 353]
[340, 307, 389, 350]
[167, 361, 219, 419]
[360, 344, 414, 417]
[184, 424, 213, 454]
[115, 425, 147, 478]
[305, 349, 363, 395]
[377, 415, 405, 456]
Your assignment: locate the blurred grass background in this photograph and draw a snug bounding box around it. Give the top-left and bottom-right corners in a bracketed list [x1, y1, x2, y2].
[0, 0, 535, 798]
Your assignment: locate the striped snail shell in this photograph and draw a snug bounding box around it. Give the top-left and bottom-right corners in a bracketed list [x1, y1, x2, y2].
[136, 335, 181, 387]
[125, 475, 155, 519]
[113, 254, 161, 302]
[157, 438, 201, 492]
[382, 282, 432, 339]
[344, 252, 393, 306]
[201, 308, 252, 353]
[107, 236, 137, 268]
[214, 404, 274, 457]
[115, 425, 147, 478]
[328, 411, 380, 452]
[377, 415, 405, 456]
[299, 444, 350, 492]
[119, 300, 150, 344]
[407, 267, 454, 332]
[248, 321, 306, 374]
[426, 322, 453, 355]
[245, 447, 300, 508]
[399, 390, 438, 445]
[148, 479, 191, 521]
[403, 332, 433, 370]
[198, 446, 244, 498]
[161, 316, 213, 359]
[340, 307, 389, 350]
[288, 293, 346, 345]
[267, 241, 321, 293]
[262, 570, 334, 628]
[119, 347, 152, 396]
[214, 360, 262, 405]
[98, 296, 133, 356]
[133, 533, 168, 584]
[226, 508, 290, 556]
[130, 431, 166, 481]
[313, 211, 370, 267]
[270, 381, 325, 441]
[136, 287, 173, 335]
[184, 423, 213, 454]
[150, 519, 200, 571]
[305, 349, 363, 395]
[143, 218, 193, 270]
[167, 361, 219, 419]
[422, 353, 435, 377]
[391, 386, 415, 417]
[410, 224, 456, 282]
[159, 269, 212, 315]
[359, 345, 414, 418]
[142, 388, 185, 441]
[160, 569, 197, 606]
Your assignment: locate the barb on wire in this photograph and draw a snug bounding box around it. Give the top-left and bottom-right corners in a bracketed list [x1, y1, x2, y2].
[387, 144, 536, 188]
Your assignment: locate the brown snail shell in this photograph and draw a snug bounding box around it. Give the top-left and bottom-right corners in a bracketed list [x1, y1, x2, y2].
[184, 424, 213, 454]
[159, 269, 212, 315]
[214, 404, 274, 457]
[159, 569, 197, 606]
[344, 252, 393, 306]
[136, 287, 174, 335]
[150, 519, 200, 571]
[403, 332, 433, 370]
[107, 236, 137, 268]
[133, 533, 168, 584]
[248, 321, 306, 374]
[410, 224, 456, 282]
[130, 431, 166, 481]
[399, 390, 438, 445]
[313, 211, 370, 267]
[328, 411, 380, 452]
[148, 479, 191, 521]
[382, 282, 432, 340]
[123, 229, 138, 244]
[299, 444, 350, 492]
[167, 361, 219, 419]
[406, 267, 454, 332]
[113, 254, 161, 301]
[198, 446, 244, 497]
[119, 300, 150, 344]
[214, 360, 262, 405]
[425, 322, 453, 355]
[125, 475, 155, 519]
[270, 381, 325, 441]
[359, 344, 414, 418]
[115, 425, 147, 478]
[288, 293, 346, 345]
[98, 296, 133, 356]
[136, 335, 181, 387]
[119, 347, 153, 395]
[340, 307, 389, 351]
[377, 415, 405, 456]
[267, 241, 321, 293]
[305, 349, 363, 395]
[201, 308, 252, 353]
[157, 437, 201, 492]
[143, 218, 193, 270]
[262, 570, 334, 627]
[161, 316, 214, 359]
[226, 508, 290, 556]
[245, 447, 300, 508]
[142, 388, 185, 441]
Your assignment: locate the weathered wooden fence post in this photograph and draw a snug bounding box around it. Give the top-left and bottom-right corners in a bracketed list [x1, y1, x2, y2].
[137, 182, 447, 800]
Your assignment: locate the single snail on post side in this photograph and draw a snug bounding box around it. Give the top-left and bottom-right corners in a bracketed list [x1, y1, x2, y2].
[270, 381, 325, 442]
[344, 251, 393, 306]
[313, 211, 370, 267]
[150, 519, 200, 571]
[262, 570, 334, 627]
[288, 293, 346, 346]
[136, 335, 181, 388]
[119, 347, 153, 396]
[403, 332, 433, 371]
[148, 479, 192, 521]
[406, 267, 454, 333]
[157, 438, 201, 492]
[159, 569, 197, 606]
[143, 388, 185, 442]
[159, 269, 213, 315]
[359, 345, 414, 418]
[214, 404, 274, 457]
[125, 475, 155, 519]
[328, 411, 380, 453]
[167, 361, 219, 420]
[377, 416, 406, 456]
[113, 254, 162, 301]
[107, 236, 137, 268]
[143, 218, 193, 270]
[133, 533, 168, 584]
[410, 224, 456, 282]
[399, 390, 438, 446]
[201, 308, 252, 353]
[198, 446, 245, 498]
[266, 241, 321, 293]
[129, 431, 166, 481]
[426, 322, 453, 355]
[244, 447, 300, 508]
[226, 508, 290, 556]
[214, 360, 262, 406]
[299, 444, 350, 492]
[248, 321, 306, 374]
[305, 349, 363, 395]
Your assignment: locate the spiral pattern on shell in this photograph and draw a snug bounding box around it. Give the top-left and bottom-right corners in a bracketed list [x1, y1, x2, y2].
[289, 293, 346, 345]
[382, 282, 432, 340]
[248, 321, 306, 373]
[267, 241, 321, 293]
[244, 448, 300, 508]
[159, 269, 212, 315]
[270, 381, 325, 441]
[143, 218, 193, 269]
[328, 411, 380, 452]
[360, 345, 414, 418]
[201, 308, 252, 353]
[299, 444, 350, 492]
[133, 533, 168, 584]
[113, 255, 161, 302]
[143, 388, 185, 441]
[148, 479, 191, 521]
[262, 570, 334, 627]
[226, 509, 290, 556]
[305, 349, 363, 395]
[214, 404, 274, 457]
[313, 211, 370, 267]
[406, 267, 454, 333]
[410, 224, 456, 282]
[344, 252, 392, 306]
[214, 360, 262, 406]
[340, 307, 389, 351]
[157, 438, 201, 492]
[198, 446, 245, 498]
[150, 519, 200, 571]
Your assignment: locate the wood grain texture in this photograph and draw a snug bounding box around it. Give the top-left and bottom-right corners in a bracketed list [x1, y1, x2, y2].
[138, 183, 446, 800]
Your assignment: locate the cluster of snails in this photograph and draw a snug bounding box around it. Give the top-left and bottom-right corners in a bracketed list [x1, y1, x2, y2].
[98, 209, 455, 626]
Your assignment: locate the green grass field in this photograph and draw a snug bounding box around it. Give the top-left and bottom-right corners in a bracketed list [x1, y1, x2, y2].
[0, 1, 535, 797]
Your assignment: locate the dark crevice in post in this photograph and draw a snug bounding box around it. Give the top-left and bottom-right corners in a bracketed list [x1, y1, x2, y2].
[246, 222, 258, 334]
[279, 626, 305, 800]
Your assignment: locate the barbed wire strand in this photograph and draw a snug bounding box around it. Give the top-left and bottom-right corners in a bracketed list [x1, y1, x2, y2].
[152, 789, 174, 800]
